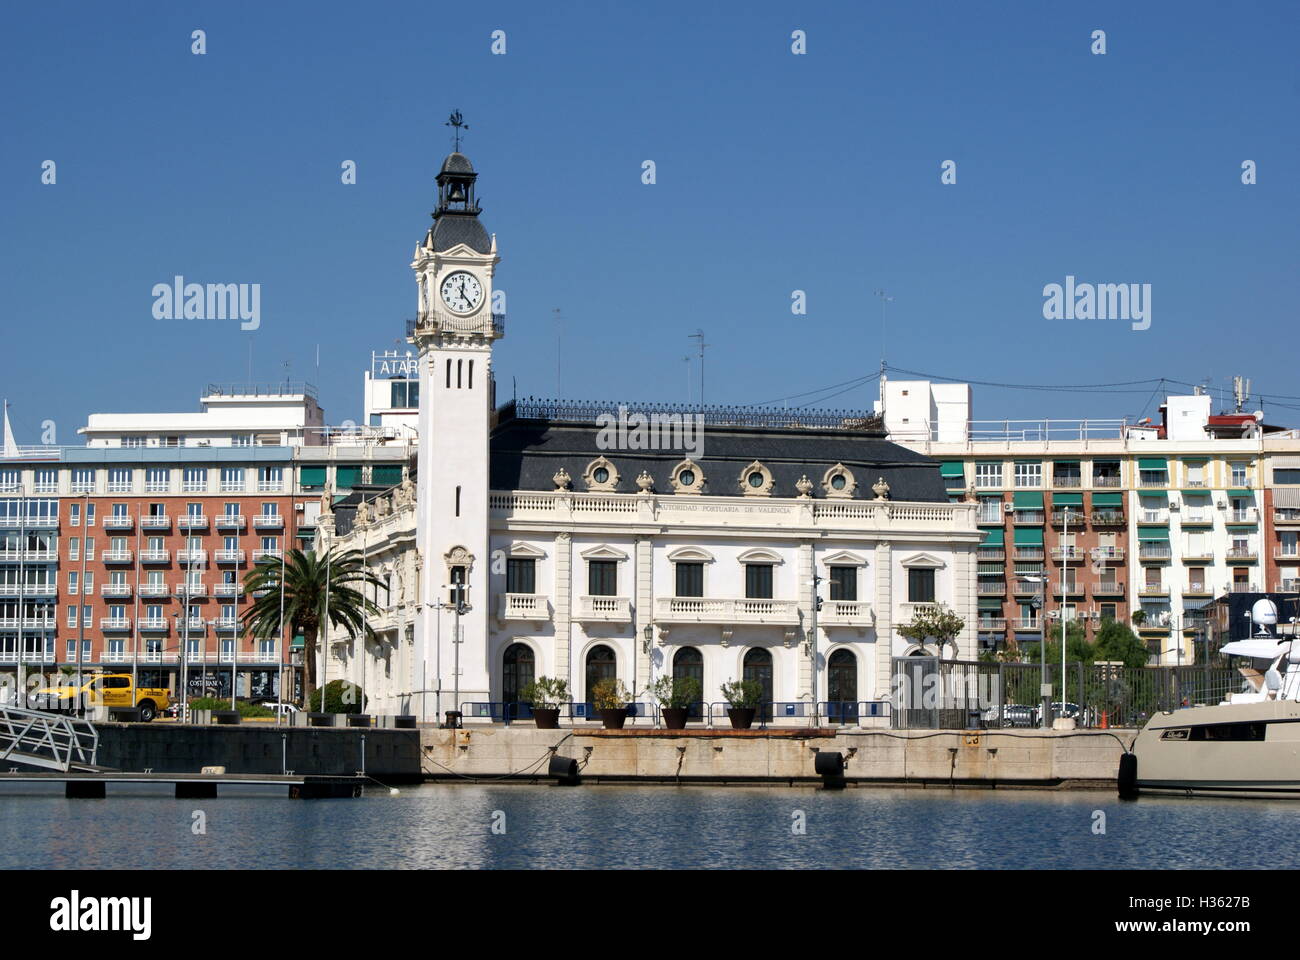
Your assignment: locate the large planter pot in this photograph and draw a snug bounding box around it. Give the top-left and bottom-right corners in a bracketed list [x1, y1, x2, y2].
[661, 707, 689, 730]
[533, 707, 561, 729]
[599, 707, 628, 730]
[727, 707, 756, 730]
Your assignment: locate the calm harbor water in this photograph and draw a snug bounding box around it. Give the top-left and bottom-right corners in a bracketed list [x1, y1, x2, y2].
[0, 784, 1290, 869]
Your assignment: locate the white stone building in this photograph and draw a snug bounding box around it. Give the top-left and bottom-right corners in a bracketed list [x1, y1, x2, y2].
[322, 148, 982, 721]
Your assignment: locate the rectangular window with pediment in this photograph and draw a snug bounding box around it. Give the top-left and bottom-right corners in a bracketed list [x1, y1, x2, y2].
[588, 560, 617, 597]
[675, 562, 704, 598]
[828, 566, 856, 601]
[506, 558, 535, 595]
[745, 564, 773, 600]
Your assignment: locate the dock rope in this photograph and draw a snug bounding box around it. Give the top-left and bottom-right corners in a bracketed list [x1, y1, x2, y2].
[420, 733, 575, 783]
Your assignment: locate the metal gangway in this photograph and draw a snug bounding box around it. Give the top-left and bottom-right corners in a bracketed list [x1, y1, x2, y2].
[0, 706, 101, 772]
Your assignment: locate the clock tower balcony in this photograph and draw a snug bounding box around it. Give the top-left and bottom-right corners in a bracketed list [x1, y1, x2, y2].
[407, 310, 505, 342]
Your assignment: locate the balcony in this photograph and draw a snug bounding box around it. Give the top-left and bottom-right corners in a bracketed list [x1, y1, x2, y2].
[178, 620, 207, 636]
[1138, 584, 1169, 598]
[1090, 511, 1126, 526]
[1050, 510, 1087, 526]
[100, 617, 132, 631]
[977, 581, 1006, 596]
[215, 549, 245, 564]
[1227, 508, 1258, 525]
[102, 516, 133, 530]
[140, 515, 170, 529]
[100, 584, 132, 598]
[1013, 580, 1044, 597]
[1051, 474, 1082, 488]
[1137, 510, 1169, 524]
[1229, 582, 1260, 593]
[1013, 547, 1045, 561]
[575, 595, 633, 623]
[174, 583, 206, 597]
[253, 514, 285, 529]
[497, 593, 550, 623]
[1276, 580, 1300, 593]
[140, 549, 170, 563]
[0, 548, 57, 562]
[138, 618, 169, 632]
[252, 549, 282, 562]
[1011, 617, 1041, 631]
[654, 596, 800, 626]
[212, 616, 241, 631]
[1183, 582, 1212, 596]
[1051, 546, 1086, 562]
[102, 549, 134, 563]
[1227, 547, 1259, 562]
[818, 600, 874, 628]
[212, 583, 244, 598]
[139, 583, 170, 597]
[1276, 551, 1300, 563]
[1091, 547, 1126, 562]
[1180, 510, 1214, 526]
[1274, 510, 1300, 526]
[1138, 544, 1172, 563]
[977, 547, 1005, 561]
[215, 514, 246, 530]
[1093, 581, 1125, 596]
[976, 508, 1004, 525]
[977, 618, 1008, 632]
[177, 514, 208, 530]
[1182, 550, 1214, 564]
[1092, 474, 1122, 488]
[177, 549, 207, 564]
[1012, 511, 1045, 525]
[0, 583, 56, 597]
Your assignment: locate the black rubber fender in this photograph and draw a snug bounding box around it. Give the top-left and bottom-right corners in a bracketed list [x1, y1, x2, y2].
[1117, 752, 1138, 800]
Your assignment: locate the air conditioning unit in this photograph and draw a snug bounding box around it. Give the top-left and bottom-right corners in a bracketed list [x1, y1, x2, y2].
[1169, 500, 1180, 511]
[1003, 502, 1015, 513]
[1216, 500, 1227, 509]
[294, 502, 304, 511]
[1048, 610, 1060, 620]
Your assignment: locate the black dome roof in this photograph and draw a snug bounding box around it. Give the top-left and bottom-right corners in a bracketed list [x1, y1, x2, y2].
[439, 152, 475, 176]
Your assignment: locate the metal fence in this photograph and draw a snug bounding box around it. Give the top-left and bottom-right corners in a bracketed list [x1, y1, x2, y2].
[890, 657, 1243, 730]
[458, 700, 890, 727]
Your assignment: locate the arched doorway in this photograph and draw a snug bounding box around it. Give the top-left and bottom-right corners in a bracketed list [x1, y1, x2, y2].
[827, 648, 858, 724]
[502, 643, 535, 720]
[672, 647, 704, 719]
[585, 644, 617, 718]
[743, 648, 774, 721]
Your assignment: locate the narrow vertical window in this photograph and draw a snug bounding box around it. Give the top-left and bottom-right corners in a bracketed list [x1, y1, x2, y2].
[446, 358, 451, 388]
[455, 485, 461, 517]
[457, 359, 463, 388]
[468, 360, 474, 390]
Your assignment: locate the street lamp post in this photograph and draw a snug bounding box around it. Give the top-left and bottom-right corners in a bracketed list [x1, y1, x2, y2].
[1021, 573, 1050, 728]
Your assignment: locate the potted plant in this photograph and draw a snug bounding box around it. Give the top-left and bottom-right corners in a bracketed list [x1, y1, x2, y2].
[521, 676, 570, 729]
[591, 678, 631, 729]
[650, 675, 701, 730]
[720, 679, 764, 729]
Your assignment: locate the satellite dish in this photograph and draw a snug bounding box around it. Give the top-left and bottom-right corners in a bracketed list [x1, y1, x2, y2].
[1252, 598, 1279, 625]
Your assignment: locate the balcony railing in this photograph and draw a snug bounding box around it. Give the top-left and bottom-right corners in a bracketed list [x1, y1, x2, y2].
[102, 549, 133, 563]
[1092, 475, 1122, 487]
[977, 581, 1006, 596]
[215, 515, 246, 530]
[1091, 547, 1125, 561]
[1093, 581, 1124, 596]
[102, 516, 133, 530]
[1013, 547, 1045, 561]
[253, 514, 285, 529]
[1229, 583, 1260, 593]
[1138, 544, 1172, 561]
[1138, 510, 1168, 524]
[137, 618, 169, 632]
[1050, 510, 1087, 525]
[1051, 546, 1085, 561]
[177, 515, 208, 530]
[177, 549, 207, 563]
[977, 618, 1008, 631]
[1090, 511, 1125, 525]
[1274, 509, 1300, 525]
[100, 584, 132, 598]
[977, 547, 1005, 561]
[252, 549, 282, 562]
[1227, 508, 1258, 524]
[212, 583, 244, 597]
[1138, 584, 1169, 597]
[1227, 547, 1258, 561]
[1276, 550, 1300, 562]
[1181, 510, 1214, 524]
[654, 596, 800, 625]
[497, 593, 550, 621]
[214, 549, 245, 564]
[1011, 617, 1041, 630]
[140, 549, 170, 563]
[1012, 511, 1045, 525]
[1277, 580, 1300, 593]
[0, 583, 57, 596]
[174, 583, 206, 597]
[1184, 583, 1211, 595]
[1051, 475, 1082, 488]
[140, 515, 170, 528]
[138, 583, 170, 597]
[818, 600, 874, 626]
[575, 595, 633, 622]
[100, 617, 132, 631]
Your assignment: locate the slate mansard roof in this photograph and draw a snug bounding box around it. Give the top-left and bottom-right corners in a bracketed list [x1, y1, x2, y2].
[429, 214, 491, 254]
[489, 402, 950, 502]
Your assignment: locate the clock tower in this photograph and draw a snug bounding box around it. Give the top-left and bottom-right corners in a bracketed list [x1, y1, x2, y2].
[409, 145, 502, 717]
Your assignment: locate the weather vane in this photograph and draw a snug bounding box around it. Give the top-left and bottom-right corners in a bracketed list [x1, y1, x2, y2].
[446, 110, 469, 151]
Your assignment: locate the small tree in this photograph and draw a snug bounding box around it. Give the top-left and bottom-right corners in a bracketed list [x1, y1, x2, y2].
[308, 678, 367, 714]
[896, 604, 966, 658]
[520, 676, 570, 709]
[1130, 609, 1147, 628]
[649, 674, 702, 709]
[590, 677, 629, 710]
[1094, 619, 1150, 669]
[720, 678, 764, 709]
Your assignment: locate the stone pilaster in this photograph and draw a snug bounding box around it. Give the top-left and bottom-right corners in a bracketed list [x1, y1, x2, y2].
[635, 536, 653, 695]
[954, 543, 976, 660]
[798, 541, 814, 705]
[874, 540, 893, 700]
[553, 531, 572, 684]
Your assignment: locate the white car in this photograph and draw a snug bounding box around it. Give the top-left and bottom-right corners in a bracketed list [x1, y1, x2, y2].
[259, 701, 300, 717]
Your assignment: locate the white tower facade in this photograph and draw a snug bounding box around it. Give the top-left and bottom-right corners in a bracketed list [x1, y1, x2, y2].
[410, 149, 502, 717]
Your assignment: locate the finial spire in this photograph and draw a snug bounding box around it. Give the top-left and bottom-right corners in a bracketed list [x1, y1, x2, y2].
[445, 110, 469, 151]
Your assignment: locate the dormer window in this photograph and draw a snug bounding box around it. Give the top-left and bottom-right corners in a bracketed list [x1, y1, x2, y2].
[670, 459, 706, 494]
[822, 463, 857, 499]
[583, 457, 620, 492]
[738, 461, 774, 497]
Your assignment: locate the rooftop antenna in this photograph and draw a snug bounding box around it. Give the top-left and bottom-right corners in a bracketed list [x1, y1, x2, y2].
[553, 308, 563, 399]
[445, 110, 469, 152]
[689, 329, 710, 409]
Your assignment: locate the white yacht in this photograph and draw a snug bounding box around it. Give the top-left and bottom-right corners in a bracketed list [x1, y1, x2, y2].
[1125, 602, 1300, 799]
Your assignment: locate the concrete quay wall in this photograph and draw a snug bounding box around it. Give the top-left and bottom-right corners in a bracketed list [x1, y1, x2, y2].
[419, 726, 1134, 787]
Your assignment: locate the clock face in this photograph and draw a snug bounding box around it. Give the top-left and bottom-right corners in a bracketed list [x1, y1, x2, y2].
[439, 271, 483, 314]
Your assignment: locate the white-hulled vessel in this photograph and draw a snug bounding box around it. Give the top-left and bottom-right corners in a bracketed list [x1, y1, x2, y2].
[1126, 600, 1300, 799]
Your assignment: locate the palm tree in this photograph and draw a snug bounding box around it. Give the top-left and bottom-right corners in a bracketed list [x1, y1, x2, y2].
[243, 547, 383, 705]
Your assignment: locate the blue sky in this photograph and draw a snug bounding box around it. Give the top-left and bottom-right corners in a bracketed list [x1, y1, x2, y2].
[2, 0, 1297, 441]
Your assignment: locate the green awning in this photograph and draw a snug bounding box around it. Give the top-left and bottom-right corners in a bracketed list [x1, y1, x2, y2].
[335, 466, 362, 489]
[981, 528, 1004, 546]
[299, 466, 326, 488]
[1092, 492, 1123, 506]
[1138, 458, 1168, 470]
[1052, 458, 1080, 464]
[1181, 490, 1212, 497]
[1013, 527, 1044, 546]
[1138, 526, 1170, 541]
[1012, 491, 1044, 509]
[939, 461, 965, 478]
[977, 491, 1003, 497]
[1053, 493, 1083, 506]
[1181, 457, 1208, 463]
[978, 598, 1004, 611]
[1228, 489, 1254, 499]
[1139, 491, 1168, 502]
[290, 636, 305, 649]
[371, 465, 404, 487]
